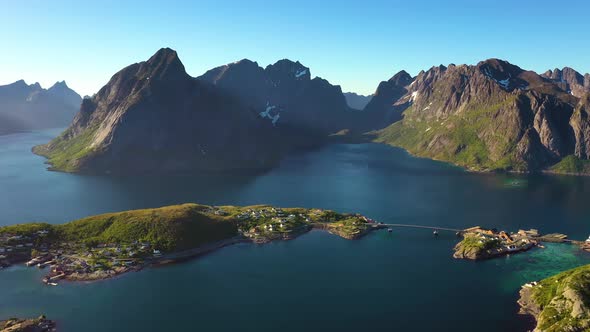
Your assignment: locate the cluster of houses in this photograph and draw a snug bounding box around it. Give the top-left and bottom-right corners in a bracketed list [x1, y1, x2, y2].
[235, 208, 318, 241]
[21, 241, 164, 284]
[464, 226, 537, 255]
[0, 230, 50, 268]
[235, 207, 289, 221]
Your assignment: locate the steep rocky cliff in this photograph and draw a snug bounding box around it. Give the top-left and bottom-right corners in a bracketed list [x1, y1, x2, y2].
[375, 59, 588, 173]
[361, 70, 413, 130]
[542, 67, 590, 98]
[199, 58, 355, 135]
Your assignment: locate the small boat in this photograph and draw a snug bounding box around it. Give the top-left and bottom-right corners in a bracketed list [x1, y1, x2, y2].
[387, 228, 393, 233]
[48, 282, 58, 286]
[586, 235, 590, 243]
[433, 230, 439, 236]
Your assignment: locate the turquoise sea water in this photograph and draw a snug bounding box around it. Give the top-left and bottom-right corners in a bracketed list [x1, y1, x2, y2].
[2, 130, 590, 331]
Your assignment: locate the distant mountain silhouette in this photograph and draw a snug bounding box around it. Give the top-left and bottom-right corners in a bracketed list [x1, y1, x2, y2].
[343, 92, 372, 110]
[0, 80, 81, 135]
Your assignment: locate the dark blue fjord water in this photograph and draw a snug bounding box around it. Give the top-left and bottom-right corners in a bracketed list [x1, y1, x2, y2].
[2, 129, 590, 331]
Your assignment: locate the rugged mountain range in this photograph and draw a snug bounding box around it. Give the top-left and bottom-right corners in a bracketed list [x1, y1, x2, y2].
[373, 59, 590, 173]
[32, 46, 590, 175]
[0, 80, 81, 135]
[34, 48, 287, 174]
[34, 48, 361, 174]
[199, 58, 355, 135]
[343, 92, 372, 110]
[541, 67, 590, 98]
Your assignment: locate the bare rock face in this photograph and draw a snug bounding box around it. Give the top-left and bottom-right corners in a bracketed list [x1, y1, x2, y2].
[542, 67, 590, 98]
[375, 58, 589, 173]
[34, 48, 281, 174]
[360, 70, 413, 130]
[570, 94, 590, 159]
[199, 58, 354, 135]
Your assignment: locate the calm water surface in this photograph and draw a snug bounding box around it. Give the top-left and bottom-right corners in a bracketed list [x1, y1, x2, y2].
[2, 129, 590, 331]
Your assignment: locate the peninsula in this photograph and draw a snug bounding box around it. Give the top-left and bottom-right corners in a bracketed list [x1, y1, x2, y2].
[519, 264, 590, 332]
[0, 203, 379, 283]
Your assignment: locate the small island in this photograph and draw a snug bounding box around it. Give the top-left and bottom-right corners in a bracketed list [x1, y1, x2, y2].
[453, 227, 539, 260]
[0, 316, 56, 332]
[518, 264, 590, 332]
[0, 203, 381, 283]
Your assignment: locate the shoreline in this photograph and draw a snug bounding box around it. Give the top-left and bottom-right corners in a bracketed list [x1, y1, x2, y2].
[36, 225, 383, 284]
[368, 140, 590, 178]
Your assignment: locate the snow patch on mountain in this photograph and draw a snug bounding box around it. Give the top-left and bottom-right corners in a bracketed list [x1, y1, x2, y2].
[482, 68, 512, 90]
[497, 78, 510, 89]
[295, 69, 307, 79]
[259, 103, 281, 126]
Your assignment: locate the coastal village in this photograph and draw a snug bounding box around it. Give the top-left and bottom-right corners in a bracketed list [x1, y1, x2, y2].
[0, 227, 152, 284]
[453, 227, 538, 260]
[0, 204, 377, 285]
[3, 203, 590, 287]
[4, 204, 590, 332]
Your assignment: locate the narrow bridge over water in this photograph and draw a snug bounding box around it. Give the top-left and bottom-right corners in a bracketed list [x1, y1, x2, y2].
[376, 223, 464, 233]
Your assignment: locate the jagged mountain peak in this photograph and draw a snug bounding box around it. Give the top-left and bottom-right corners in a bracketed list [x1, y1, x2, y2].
[140, 47, 188, 81]
[8, 79, 29, 88]
[232, 58, 259, 66]
[477, 58, 523, 79]
[198, 58, 265, 87]
[48, 81, 69, 91]
[266, 59, 310, 80]
[388, 70, 413, 86]
[542, 66, 589, 97]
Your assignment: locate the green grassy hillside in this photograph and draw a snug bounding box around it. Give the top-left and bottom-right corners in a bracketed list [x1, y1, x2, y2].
[54, 204, 238, 250]
[528, 264, 590, 331]
[375, 96, 527, 172]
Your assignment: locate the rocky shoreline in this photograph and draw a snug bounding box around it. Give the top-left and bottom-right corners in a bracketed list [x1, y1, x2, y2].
[517, 264, 590, 332]
[0, 316, 56, 332]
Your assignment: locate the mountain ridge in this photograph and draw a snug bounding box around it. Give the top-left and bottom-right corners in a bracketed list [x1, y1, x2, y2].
[33, 48, 328, 174]
[31, 48, 590, 176]
[372, 58, 590, 174]
[0, 79, 81, 135]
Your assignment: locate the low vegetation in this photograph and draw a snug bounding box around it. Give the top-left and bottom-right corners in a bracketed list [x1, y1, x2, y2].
[1, 203, 375, 282]
[453, 233, 503, 259]
[32, 125, 99, 172]
[375, 96, 531, 172]
[524, 264, 590, 331]
[326, 218, 369, 239]
[55, 204, 238, 251]
[550, 155, 590, 175]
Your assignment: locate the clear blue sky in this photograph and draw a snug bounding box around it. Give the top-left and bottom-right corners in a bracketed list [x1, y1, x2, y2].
[1, 0, 589, 96]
